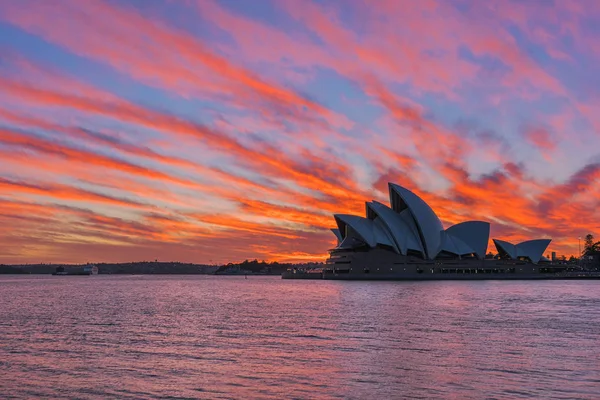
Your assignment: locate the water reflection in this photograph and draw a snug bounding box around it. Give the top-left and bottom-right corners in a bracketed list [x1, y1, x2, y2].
[0, 276, 599, 399]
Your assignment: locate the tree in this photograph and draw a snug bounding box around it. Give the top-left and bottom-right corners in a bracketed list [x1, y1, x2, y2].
[583, 234, 600, 255]
[584, 234, 595, 254]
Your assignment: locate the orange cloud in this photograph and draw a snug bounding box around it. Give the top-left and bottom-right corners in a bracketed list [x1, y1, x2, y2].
[0, 177, 148, 209]
[0, 78, 374, 213]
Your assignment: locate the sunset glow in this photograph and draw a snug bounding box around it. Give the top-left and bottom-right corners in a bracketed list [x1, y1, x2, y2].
[1, 0, 600, 264]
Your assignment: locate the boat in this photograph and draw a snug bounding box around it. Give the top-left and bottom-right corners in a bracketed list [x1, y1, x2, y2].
[283, 182, 600, 281]
[51, 267, 69, 276]
[52, 264, 98, 276]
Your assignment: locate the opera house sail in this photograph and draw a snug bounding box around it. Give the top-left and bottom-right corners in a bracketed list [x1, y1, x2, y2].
[283, 182, 593, 280]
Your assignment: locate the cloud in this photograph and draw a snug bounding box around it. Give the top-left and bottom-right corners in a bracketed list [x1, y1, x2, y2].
[0, 126, 205, 188]
[522, 125, 557, 152]
[1, 0, 600, 263]
[0, 177, 148, 209]
[0, 0, 352, 132]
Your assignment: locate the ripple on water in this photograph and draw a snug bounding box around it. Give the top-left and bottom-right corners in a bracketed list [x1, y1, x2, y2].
[1, 276, 600, 399]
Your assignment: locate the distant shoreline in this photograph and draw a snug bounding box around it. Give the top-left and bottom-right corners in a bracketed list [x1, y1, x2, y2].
[0, 260, 324, 275]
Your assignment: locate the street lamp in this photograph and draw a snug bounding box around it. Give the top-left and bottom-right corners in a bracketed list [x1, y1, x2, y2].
[578, 236, 582, 265]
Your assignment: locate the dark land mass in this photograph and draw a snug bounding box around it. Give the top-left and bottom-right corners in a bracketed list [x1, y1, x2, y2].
[0, 259, 323, 275]
[0, 265, 30, 274]
[214, 259, 322, 275]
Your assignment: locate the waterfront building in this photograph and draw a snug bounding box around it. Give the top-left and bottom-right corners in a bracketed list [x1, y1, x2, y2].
[330, 182, 550, 264]
[282, 182, 597, 280]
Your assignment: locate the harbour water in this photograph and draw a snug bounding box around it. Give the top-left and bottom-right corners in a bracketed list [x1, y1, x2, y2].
[1, 275, 599, 399]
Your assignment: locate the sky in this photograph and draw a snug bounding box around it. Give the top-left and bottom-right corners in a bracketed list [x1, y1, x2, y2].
[1, 0, 600, 264]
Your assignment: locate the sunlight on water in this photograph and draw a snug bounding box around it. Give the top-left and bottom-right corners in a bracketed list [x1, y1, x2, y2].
[1, 275, 599, 399]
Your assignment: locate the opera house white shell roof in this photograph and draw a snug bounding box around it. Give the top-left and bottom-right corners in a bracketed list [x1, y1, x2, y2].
[331, 182, 551, 263]
[492, 239, 551, 264]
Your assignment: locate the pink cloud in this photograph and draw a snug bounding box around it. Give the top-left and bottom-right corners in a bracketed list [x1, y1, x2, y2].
[523, 126, 557, 152]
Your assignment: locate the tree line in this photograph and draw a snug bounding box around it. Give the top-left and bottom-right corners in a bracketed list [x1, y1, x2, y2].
[584, 234, 600, 255]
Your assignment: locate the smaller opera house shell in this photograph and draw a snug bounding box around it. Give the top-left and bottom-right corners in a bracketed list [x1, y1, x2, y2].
[330, 183, 551, 264]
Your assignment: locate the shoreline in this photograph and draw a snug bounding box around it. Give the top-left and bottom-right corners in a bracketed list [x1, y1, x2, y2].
[0, 260, 323, 275]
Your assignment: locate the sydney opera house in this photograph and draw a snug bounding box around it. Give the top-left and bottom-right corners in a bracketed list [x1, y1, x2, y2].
[317, 182, 571, 280]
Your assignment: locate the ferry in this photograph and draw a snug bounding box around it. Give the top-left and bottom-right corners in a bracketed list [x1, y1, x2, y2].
[52, 264, 99, 276]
